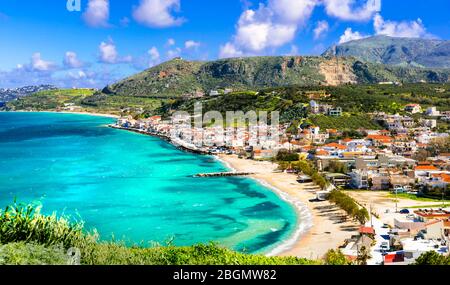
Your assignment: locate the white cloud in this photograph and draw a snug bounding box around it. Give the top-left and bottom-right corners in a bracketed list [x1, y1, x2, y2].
[148, 46, 161, 66]
[185, 40, 200, 49]
[98, 39, 132, 64]
[31, 53, 56, 71]
[64, 52, 84, 68]
[133, 0, 185, 28]
[167, 38, 176, 46]
[313, 20, 329, 40]
[373, 13, 427, 38]
[268, 0, 317, 24]
[219, 43, 244, 58]
[323, 0, 381, 21]
[339, 28, 368, 44]
[82, 0, 110, 28]
[167, 47, 182, 59]
[220, 1, 319, 57]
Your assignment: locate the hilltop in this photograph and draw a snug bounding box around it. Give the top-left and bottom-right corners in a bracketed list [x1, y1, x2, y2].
[102, 56, 450, 99]
[0, 85, 57, 105]
[323, 36, 450, 68]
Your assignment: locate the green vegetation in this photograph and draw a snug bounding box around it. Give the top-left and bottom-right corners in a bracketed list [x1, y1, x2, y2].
[325, 160, 349, 174]
[0, 243, 69, 265]
[6, 83, 450, 132]
[324, 249, 352, 265]
[0, 202, 320, 265]
[277, 160, 330, 190]
[309, 114, 382, 130]
[414, 251, 450, 265]
[328, 190, 370, 224]
[276, 149, 300, 162]
[7, 89, 95, 111]
[389, 192, 450, 202]
[103, 56, 449, 100]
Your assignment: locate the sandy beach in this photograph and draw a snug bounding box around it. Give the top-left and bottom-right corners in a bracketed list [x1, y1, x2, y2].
[218, 155, 359, 260]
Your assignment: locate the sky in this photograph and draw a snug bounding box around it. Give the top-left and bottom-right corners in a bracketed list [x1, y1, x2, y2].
[0, 0, 449, 89]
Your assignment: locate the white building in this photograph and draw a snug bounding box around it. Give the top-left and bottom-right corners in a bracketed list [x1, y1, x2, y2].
[426, 107, 441, 117]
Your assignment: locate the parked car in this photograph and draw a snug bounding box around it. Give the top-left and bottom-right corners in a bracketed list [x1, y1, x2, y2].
[400, 209, 410, 214]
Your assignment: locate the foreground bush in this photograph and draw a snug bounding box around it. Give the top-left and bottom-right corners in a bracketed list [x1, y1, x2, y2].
[414, 251, 450, 265]
[0, 242, 68, 265]
[0, 202, 98, 249]
[0, 202, 320, 265]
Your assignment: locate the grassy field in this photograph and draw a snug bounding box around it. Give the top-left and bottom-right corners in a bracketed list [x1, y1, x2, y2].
[389, 193, 450, 202]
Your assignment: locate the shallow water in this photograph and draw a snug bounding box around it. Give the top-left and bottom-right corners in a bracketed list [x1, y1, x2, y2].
[0, 112, 297, 253]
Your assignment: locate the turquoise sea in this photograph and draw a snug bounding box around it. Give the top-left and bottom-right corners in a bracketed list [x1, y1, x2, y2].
[0, 112, 297, 253]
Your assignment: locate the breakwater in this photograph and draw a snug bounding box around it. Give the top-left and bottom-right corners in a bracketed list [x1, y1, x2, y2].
[195, 172, 255, 178]
[108, 125, 210, 155]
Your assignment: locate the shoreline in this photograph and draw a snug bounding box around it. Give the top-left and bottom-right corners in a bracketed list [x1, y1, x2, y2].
[217, 155, 360, 259]
[213, 155, 313, 257]
[106, 123, 358, 259]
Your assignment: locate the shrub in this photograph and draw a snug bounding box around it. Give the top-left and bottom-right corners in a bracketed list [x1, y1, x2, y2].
[414, 251, 450, 265]
[276, 149, 300, 162]
[324, 249, 352, 265]
[0, 202, 98, 249]
[0, 242, 68, 265]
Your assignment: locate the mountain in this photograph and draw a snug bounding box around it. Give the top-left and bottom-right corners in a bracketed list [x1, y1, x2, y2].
[0, 85, 57, 104]
[102, 56, 450, 98]
[322, 36, 450, 68]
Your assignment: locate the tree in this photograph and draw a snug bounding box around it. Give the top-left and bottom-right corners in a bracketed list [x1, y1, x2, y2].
[356, 246, 371, 265]
[355, 208, 369, 225]
[327, 160, 348, 174]
[325, 249, 351, 265]
[276, 149, 299, 162]
[414, 251, 449, 265]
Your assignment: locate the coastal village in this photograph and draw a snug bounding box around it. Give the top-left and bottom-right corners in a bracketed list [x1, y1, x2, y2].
[114, 97, 450, 265]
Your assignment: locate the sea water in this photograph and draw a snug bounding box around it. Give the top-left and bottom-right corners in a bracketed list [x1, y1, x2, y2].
[0, 112, 297, 253]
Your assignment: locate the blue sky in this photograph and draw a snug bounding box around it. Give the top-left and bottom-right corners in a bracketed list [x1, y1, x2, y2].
[0, 0, 449, 88]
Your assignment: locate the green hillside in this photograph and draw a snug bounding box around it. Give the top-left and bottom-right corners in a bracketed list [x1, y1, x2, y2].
[101, 56, 450, 99]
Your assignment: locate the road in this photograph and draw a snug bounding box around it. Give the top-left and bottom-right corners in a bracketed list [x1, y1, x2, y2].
[366, 215, 390, 265]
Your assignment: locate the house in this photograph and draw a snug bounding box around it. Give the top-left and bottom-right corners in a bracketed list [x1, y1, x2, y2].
[426, 107, 441, 117]
[371, 175, 391, 190]
[414, 165, 440, 180]
[404, 104, 422, 114]
[359, 226, 376, 236]
[322, 143, 347, 154]
[310, 100, 320, 114]
[325, 173, 351, 188]
[414, 209, 450, 222]
[429, 173, 450, 188]
[328, 107, 343, 117]
[366, 135, 392, 147]
[209, 90, 220, 96]
[421, 119, 437, 129]
[350, 169, 369, 189]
